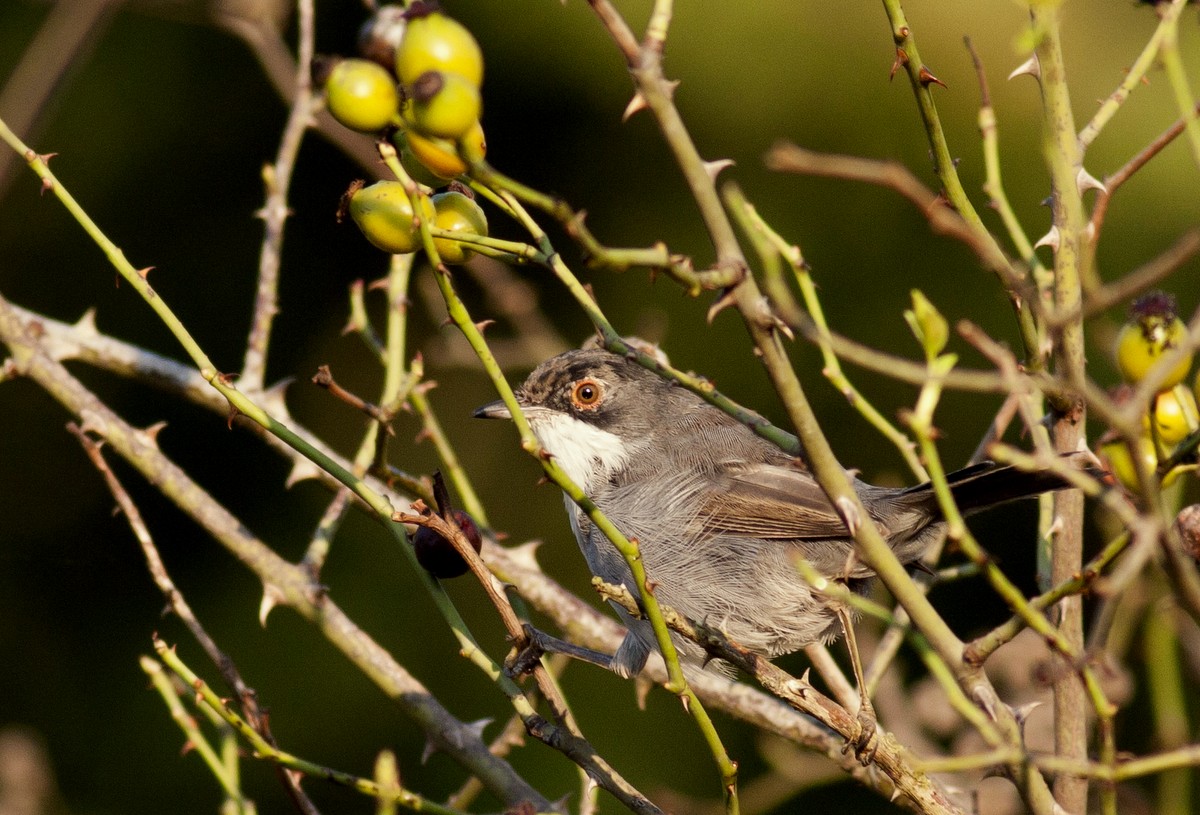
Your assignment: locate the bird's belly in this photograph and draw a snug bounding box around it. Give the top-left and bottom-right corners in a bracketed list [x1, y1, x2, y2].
[573, 502, 848, 659]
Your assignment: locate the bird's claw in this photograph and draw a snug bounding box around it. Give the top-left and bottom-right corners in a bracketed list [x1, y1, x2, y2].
[504, 623, 548, 678]
[842, 706, 879, 765]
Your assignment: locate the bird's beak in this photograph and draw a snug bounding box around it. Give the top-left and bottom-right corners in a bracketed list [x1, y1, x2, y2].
[473, 399, 513, 420]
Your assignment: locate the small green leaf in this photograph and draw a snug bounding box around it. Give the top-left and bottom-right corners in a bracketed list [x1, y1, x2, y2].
[904, 289, 949, 361]
[930, 353, 959, 378]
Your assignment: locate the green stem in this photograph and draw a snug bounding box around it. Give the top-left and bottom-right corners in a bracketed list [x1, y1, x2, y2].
[724, 183, 926, 479]
[141, 656, 251, 806]
[881, 0, 1039, 362]
[1077, 0, 1187, 150]
[153, 641, 468, 815]
[1159, 7, 1200, 172]
[1144, 597, 1193, 815]
[1029, 6, 1091, 811]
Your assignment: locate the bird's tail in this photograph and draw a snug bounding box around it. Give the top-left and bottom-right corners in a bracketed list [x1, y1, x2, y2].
[902, 451, 1098, 516]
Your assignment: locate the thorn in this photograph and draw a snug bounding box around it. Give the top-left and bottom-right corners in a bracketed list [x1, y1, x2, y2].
[705, 288, 738, 324]
[1047, 514, 1064, 537]
[474, 318, 495, 333]
[918, 66, 947, 89]
[75, 308, 99, 335]
[144, 421, 168, 445]
[508, 539, 544, 570]
[259, 585, 285, 626]
[835, 496, 861, 535]
[1076, 165, 1106, 195]
[421, 737, 438, 764]
[800, 667, 812, 685]
[40, 177, 53, 195]
[972, 687, 998, 721]
[136, 266, 154, 280]
[889, 47, 909, 81]
[702, 158, 735, 182]
[1009, 700, 1043, 733]
[286, 458, 323, 487]
[663, 79, 680, 100]
[465, 717, 492, 741]
[1008, 55, 1040, 81]
[679, 693, 691, 713]
[622, 91, 648, 121]
[1077, 441, 1103, 464]
[773, 316, 795, 341]
[1034, 225, 1060, 252]
[569, 208, 589, 235]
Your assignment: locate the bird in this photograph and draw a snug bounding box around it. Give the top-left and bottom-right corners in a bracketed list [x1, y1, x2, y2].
[475, 347, 1086, 680]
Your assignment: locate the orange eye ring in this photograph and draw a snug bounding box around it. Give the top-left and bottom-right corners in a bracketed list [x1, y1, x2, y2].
[570, 379, 602, 409]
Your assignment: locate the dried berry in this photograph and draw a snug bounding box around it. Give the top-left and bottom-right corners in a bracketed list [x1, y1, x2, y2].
[413, 509, 482, 578]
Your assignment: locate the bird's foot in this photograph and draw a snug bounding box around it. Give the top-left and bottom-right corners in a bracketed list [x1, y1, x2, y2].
[842, 704, 879, 765]
[505, 623, 621, 677]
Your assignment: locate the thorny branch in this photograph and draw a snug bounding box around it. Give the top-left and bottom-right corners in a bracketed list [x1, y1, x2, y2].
[3, 3, 1200, 815]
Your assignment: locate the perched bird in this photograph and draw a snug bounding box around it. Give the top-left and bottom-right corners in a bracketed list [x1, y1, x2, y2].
[476, 347, 1085, 679]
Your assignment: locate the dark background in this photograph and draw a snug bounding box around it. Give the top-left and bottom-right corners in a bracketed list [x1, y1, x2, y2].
[1, 1, 1198, 813]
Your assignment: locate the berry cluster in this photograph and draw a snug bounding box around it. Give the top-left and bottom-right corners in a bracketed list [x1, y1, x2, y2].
[1102, 291, 1199, 491]
[325, 2, 489, 264]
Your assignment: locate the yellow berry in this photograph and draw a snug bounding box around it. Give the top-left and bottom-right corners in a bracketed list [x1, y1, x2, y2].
[407, 70, 481, 140]
[325, 59, 399, 133]
[395, 9, 483, 87]
[1099, 435, 1157, 494]
[1115, 291, 1193, 387]
[348, 180, 434, 254]
[404, 119, 486, 179]
[431, 190, 487, 264]
[1146, 384, 1200, 448]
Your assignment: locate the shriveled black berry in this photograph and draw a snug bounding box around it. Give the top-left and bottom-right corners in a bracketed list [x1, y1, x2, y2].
[413, 509, 482, 578]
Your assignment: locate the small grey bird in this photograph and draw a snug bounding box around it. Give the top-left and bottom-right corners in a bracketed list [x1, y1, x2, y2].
[475, 347, 1082, 678]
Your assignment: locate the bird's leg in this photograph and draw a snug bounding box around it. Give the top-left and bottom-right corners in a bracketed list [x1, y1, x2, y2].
[505, 623, 622, 676]
[837, 606, 878, 764]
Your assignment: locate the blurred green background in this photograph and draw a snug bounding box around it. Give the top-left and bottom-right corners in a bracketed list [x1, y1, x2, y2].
[1, 1, 1198, 813]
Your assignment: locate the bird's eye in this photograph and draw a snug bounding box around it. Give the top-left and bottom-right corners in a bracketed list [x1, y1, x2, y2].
[570, 379, 602, 409]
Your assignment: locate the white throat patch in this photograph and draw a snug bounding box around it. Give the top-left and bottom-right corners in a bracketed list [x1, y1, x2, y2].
[528, 411, 631, 492]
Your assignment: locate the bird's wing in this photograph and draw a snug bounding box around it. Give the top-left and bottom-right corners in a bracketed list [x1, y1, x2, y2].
[698, 460, 868, 541]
